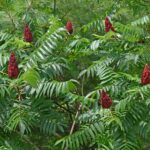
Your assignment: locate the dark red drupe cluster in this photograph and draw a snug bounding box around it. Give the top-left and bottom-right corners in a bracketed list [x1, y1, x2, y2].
[141, 64, 150, 85]
[24, 24, 33, 42]
[100, 91, 112, 109]
[105, 17, 115, 32]
[8, 53, 19, 79]
[66, 21, 73, 34]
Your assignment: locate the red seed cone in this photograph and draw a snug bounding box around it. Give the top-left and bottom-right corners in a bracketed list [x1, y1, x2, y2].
[8, 53, 19, 79]
[141, 64, 150, 85]
[100, 90, 112, 108]
[66, 21, 73, 34]
[105, 17, 115, 32]
[24, 24, 33, 42]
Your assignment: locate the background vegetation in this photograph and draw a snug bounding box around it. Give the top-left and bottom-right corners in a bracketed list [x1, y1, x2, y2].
[0, 0, 150, 149]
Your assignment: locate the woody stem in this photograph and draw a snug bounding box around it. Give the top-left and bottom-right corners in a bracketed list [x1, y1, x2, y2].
[69, 77, 84, 134]
[53, 0, 57, 16]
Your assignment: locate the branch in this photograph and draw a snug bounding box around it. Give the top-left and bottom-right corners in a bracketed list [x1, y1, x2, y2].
[16, 131, 40, 150]
[53, 101, 74, 114]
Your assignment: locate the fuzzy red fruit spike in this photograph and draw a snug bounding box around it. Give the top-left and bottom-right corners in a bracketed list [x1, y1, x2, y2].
[105, 17, 111, 32]
[100, 91, 112, 109]
[24, 24, 33, 42]
[105, 17, 115, 32]
[8, 53, 19, 79]
[66, 21, 73, 34]
[141, 64, 150, 85]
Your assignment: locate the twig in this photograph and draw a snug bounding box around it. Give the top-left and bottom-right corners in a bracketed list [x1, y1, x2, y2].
[69, 104, 82, 135]
[60, 10, 72, 20]
[53, 101, 74, 114]
[69, 77, 84, 133]
[66, 103, 73, 122]
[6, 11, 16, 30]
[144, 144, 150, 150]
[64, 77, 84, 150]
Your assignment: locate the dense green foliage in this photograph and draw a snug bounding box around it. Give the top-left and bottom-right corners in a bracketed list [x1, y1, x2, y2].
[0, 0, 150, 149]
